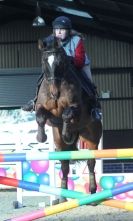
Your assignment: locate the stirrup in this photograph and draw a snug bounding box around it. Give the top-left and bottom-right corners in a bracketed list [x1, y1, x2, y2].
[22, 100, 35, 112]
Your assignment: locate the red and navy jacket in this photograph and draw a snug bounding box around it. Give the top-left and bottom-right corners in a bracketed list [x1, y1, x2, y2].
[61, 35, 90, 69]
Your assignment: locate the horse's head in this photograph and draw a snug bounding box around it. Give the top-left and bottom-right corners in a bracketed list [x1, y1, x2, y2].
[38, 36, 69, 100]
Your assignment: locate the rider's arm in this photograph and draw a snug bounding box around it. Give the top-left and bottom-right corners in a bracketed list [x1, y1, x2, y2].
[73, 38, 85, 69]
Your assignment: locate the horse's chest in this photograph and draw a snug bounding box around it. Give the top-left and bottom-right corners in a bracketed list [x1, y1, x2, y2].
[45, 98, 66, 117]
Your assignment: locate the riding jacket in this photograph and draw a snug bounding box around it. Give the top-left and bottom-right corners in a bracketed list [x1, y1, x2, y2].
[61, 35, 90, 69]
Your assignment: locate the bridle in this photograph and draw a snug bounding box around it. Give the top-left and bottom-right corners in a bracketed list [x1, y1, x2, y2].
[41, 47, 66, 82]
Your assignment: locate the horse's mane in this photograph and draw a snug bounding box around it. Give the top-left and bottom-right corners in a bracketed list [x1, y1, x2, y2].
[70, 29, 85, 40]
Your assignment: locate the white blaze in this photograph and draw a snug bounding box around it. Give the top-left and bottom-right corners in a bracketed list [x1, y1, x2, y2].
[48, 54, 54, 67]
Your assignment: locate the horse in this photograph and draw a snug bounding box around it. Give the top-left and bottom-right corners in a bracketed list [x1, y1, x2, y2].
[35, 36, 102, 203]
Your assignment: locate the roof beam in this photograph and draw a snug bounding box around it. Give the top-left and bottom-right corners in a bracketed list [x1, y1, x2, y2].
[77, 0, 133, 21]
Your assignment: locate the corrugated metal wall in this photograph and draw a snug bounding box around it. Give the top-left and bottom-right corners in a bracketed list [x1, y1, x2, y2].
[92, 69, 133, 130]
[84, 35, 133, 130]
[0, 20, 132, 130]
[93, 70, 132, 97]
[84, 35, 133, 68]
[0, 21, 51, 68]
[1, 21, 132, 69]
[0, 68, 41, 107]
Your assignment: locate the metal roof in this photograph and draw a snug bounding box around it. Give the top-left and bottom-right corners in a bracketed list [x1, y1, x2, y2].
[0, 0, 133, 43]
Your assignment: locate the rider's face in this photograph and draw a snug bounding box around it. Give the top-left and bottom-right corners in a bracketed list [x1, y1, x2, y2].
[54, 28, 69, 40]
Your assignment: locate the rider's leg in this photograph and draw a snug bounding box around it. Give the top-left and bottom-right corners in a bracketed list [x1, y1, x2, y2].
[91, 99, 102, 120]
[22, 73, 44, 112]
[82, 64, 92, 82]
[82, 65, 102, 120]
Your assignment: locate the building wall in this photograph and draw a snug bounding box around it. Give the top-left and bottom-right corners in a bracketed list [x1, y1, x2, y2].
[92, 69, 133, 130]
[0, 20, 51, 68]
[84, 34, 133, 68]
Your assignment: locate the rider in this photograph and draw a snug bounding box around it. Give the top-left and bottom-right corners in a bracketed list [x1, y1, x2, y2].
[22, 16, 101, 119]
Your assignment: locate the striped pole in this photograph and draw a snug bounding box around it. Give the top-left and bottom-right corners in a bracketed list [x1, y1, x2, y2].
[0, 176, 86, 199]
[4, 182, 133, 221]
[0, 176, 133, 211]
[0, 148, 133, 162]
[102, 199, 133, 210]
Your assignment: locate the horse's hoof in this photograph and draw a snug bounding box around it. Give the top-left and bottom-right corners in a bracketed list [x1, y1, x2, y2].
[59, 197, 67, 203]
[36, 134, 47, 143]
[89, 202, 98, 206]
[62, 133, 76, 145]
[52, 199, 60, 205]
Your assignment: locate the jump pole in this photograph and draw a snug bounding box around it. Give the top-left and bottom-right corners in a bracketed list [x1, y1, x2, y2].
[0, 176, 133, 211]
[0, 176, 86, 199]
[3, 182, 133, 221]
[0, 148, 133, 162]
[102, 199, 133, 210]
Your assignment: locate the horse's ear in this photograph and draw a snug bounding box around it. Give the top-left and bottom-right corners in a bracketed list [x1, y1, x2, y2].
[38, 39, 43, 50]
[38, 39, 47, 50]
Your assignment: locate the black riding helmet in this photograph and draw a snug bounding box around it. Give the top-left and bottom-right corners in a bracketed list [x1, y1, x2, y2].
[52, 16, 72, 29]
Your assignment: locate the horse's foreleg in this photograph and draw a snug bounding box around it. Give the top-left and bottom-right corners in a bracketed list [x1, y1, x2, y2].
[62, 106, 79, 144]
[87, 159, 97, 194]
[60, 160, 69, 203]
[36, 107, 47, 143]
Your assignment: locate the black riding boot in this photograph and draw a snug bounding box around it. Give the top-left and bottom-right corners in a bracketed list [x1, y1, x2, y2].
[22, 73, 44, 112]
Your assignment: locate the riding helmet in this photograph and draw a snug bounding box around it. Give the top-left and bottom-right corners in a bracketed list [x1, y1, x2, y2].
[52, 16, 72, 29]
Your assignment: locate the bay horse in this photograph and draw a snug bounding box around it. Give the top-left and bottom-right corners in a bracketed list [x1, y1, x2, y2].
[35, 36, 102, 203]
